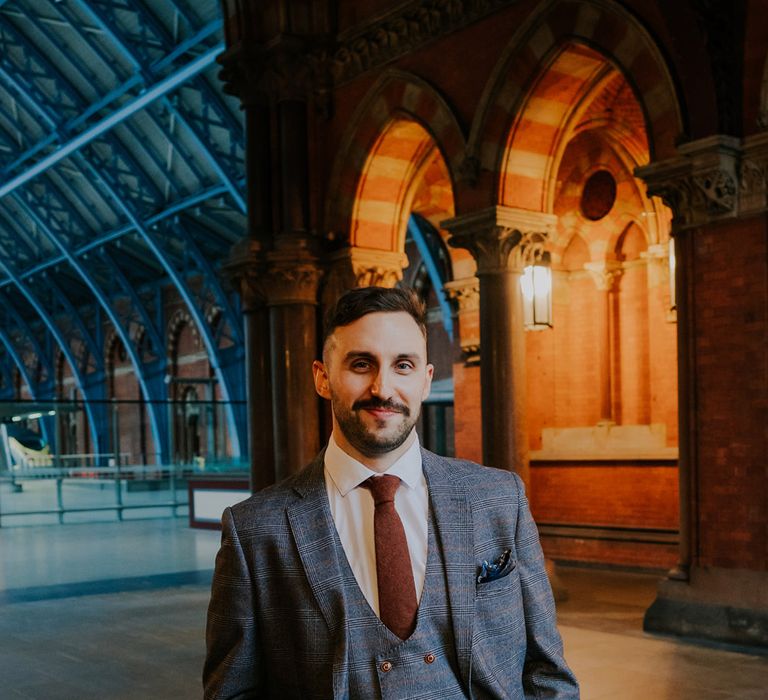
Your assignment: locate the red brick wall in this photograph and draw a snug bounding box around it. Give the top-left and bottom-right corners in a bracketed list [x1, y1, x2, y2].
[530, 463, 679, 529]
[692, 216, 768, 570]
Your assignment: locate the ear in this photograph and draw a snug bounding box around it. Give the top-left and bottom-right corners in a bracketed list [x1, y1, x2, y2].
[422, 363, 434, 401]
[313, 360, 331, 400]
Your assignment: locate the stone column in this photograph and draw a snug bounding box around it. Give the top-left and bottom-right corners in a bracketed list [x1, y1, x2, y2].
[224, 239, 274, 491]
[218, 6, 332, 483]
[260, 238, 322, 482]
[585, 261, 622, 425]
[637, 134, 768, 647]
[443, 207, 557, 483]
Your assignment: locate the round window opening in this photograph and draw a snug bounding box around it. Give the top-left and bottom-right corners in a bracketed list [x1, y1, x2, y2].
[580, 170, 616, 221]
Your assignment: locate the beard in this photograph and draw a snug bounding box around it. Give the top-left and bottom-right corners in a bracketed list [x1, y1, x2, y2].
[331, 394, 419, 457]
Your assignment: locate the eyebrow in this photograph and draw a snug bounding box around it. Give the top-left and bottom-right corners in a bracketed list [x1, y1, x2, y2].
[343, 351, 421, 363]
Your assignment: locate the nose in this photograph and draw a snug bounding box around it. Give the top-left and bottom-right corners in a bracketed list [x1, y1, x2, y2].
[370, 369, 393, 399]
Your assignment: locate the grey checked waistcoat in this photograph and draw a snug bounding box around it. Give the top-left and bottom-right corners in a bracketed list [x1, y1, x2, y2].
[339, 505, 468, 700]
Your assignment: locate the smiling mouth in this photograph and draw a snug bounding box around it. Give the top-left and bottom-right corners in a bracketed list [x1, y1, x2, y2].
[353, 400, 409, 417]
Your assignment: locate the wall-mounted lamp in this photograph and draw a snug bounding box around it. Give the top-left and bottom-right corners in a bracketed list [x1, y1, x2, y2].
[521, 255, 553, 329]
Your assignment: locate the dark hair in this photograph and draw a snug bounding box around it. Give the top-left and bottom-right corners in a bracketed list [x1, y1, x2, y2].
[322, 286, 427, 348]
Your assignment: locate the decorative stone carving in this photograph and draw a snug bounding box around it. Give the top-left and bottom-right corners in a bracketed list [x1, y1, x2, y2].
[321, 247, 409, 306]
[225, 235, 322, 308]
[636, 136, 746, 230]
[740, 132, 768, 214]
[325, 0, 512, 85]
[443, 207, 557, 275]
[584, 261, 623, 292]
[443, 277, 479, 313]
[262, 236, 322, 306]
[444, 276, 480, 365]
[223, 236, 268, 312]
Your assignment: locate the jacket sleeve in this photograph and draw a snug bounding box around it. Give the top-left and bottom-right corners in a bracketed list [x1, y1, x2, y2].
[203, 506, 264, 700]
[513, 474, 580, 699]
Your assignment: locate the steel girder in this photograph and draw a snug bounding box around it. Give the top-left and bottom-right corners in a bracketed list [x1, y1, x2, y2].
[407, 214, 455, 337]
[0, 259, 103, 451]
[0, 2, 247, 461]
[12, 189, 170, 462]
[77, 153, 246, 457]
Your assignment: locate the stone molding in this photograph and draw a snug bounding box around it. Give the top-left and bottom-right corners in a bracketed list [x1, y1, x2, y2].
[220, 0, 514, 102]
[325, 0, 513, 85]
[321, 246, 409, 306]
[636, 134, 768, 230]
[442, 206, 557, 275]
[584, 260, 623, 292]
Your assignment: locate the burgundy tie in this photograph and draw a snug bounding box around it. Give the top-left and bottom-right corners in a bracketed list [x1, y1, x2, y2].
[363, 475, 418, 639]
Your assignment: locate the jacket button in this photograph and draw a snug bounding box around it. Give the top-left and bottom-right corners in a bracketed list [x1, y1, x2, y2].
[380, 661, 393, 673]
[424, 653, 436, 664]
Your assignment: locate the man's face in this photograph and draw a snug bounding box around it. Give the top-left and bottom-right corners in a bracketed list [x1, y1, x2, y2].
[313, 311, 434, 463]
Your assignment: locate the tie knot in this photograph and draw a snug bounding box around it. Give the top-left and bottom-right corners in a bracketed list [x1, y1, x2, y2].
[363, 474, 401, 505]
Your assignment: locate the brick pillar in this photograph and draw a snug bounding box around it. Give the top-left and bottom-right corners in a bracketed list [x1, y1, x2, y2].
[443, 207, 557, 482]
[637, 134, 768, 648]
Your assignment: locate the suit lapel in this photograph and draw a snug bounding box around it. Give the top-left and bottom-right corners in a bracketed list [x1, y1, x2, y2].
[422, 449, 475, 690]
[286, 453, 350, 697]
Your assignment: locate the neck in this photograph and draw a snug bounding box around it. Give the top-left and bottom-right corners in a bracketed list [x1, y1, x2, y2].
[332, 429, 417, 473]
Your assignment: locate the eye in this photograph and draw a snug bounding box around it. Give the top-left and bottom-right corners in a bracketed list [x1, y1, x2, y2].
[350, 359, 372, 371]
[395, 361, 414, 372]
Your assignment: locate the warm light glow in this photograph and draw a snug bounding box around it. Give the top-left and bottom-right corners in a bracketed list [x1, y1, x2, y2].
[668, 238, 676, 311]
[521, 265, 553, 329]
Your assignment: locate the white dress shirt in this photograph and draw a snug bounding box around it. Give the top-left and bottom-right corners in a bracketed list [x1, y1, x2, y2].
[323, 433, 429, 617]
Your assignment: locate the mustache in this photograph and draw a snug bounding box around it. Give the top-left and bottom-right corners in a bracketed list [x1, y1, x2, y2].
[353, 398, 411, 416]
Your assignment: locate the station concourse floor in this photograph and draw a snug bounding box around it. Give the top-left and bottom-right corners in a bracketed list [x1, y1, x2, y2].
[1, 517, 767, 699]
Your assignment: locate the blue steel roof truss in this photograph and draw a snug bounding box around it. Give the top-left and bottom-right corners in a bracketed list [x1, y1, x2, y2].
[0, 0, 246, 461]
[13, 186, 171, 458]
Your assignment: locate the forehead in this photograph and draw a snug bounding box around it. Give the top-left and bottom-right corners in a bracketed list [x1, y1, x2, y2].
[327, 311, 426, 354]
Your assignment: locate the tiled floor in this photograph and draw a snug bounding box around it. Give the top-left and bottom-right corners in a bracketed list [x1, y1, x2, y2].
[1, 517, 766, 699]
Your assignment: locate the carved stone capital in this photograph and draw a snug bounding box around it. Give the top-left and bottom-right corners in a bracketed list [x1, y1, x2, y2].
[740, 132, 768, 214]
[636, 135, 750, 230]
[641, 243, 669, 261]
[443, 276, 481, 364]
[223, 236, 269, 311]
[443, 277, 479, 314]
[584, 261, 623, 292]
[260, 236, 322, 306]
[321, 247, 409, 306]
[443, 206, 557, 275]
[218, 37, 319, 106]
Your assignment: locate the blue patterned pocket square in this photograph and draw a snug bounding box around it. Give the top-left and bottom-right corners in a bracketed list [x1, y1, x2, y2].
[477, 548, 514, 583]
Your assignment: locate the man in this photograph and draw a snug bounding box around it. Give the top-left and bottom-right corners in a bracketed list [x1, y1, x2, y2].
[204, 286, 579, 699]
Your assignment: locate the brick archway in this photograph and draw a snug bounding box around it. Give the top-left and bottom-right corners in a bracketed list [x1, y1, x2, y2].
[469, 0, 684, 211]
[325, 70, 466, 254]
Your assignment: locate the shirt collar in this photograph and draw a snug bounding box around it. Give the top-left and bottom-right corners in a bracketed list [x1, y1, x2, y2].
[324, 432, 423, 497]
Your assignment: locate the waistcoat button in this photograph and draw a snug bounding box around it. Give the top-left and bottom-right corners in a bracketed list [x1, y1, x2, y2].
[424, 653, 436, 664]
[380, 661, 393, 673]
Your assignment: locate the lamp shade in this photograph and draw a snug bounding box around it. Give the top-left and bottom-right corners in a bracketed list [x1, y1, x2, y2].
[521, 264, 553, 329]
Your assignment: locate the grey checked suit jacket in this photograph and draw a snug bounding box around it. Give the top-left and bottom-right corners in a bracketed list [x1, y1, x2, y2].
[204, 449, 579, 699]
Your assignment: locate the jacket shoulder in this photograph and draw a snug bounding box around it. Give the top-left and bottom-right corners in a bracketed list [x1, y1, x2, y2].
[227, 457, 321, 527]
[421, 449, 525, 499]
